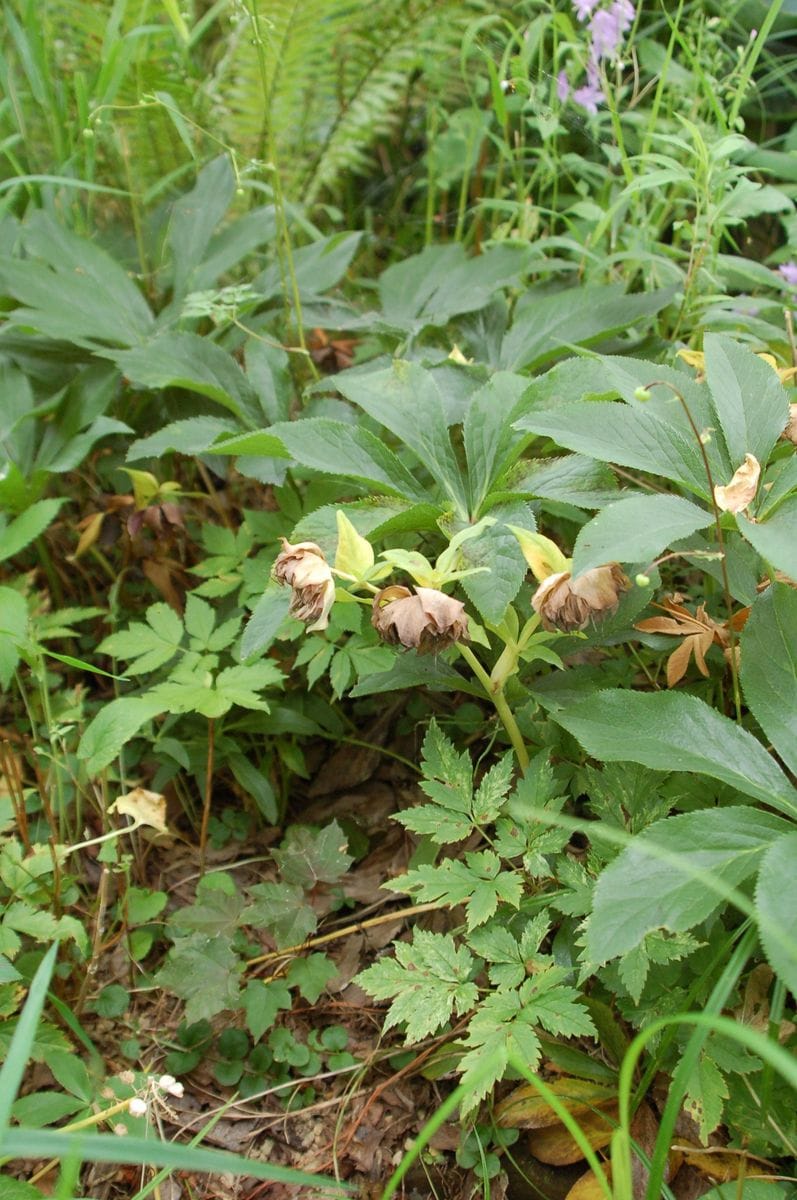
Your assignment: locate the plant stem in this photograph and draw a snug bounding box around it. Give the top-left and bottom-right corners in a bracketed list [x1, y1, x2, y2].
[199, 718, 216, 876]
[457, 644, 529, 770]
[645, 380, 742, 722]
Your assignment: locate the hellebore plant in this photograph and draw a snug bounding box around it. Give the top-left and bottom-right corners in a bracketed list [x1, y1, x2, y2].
[273, 513, 627, 772]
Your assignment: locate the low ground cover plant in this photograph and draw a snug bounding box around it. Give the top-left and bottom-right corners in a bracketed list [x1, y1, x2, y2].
[0, 1, 796, 1197]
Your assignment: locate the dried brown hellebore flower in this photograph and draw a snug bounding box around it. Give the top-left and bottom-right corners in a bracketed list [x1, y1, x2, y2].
[372, 585, 468, 654]
[273, 538, 335, 632]
[784, 404, 797, 446]
[713, 454, 760, 514]
[532, 564, 629, 632]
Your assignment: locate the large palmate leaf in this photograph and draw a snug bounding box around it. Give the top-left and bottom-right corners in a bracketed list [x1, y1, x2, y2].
[377, 242, 530, 331]
[169, 156, 236, 302]
[740, 584, 797, 775]
[571, 494, 713, 576]
[334, 361, 468, 514]
[266, 418, 427, 500]
[554, 690, 797, 818]
[0, 213, 154, 348]
[462, 372, 530, 513]
[111, 334, 259, 424]
[499, 284, 674, 372]
[585, 807, 791, 962]
[703, 334, 789, 468]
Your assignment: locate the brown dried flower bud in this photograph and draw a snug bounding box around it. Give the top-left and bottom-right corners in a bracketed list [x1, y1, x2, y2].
[783, 404, 797, 446]
[273, 538, 335, 632]
[372, 585, 469, 654]
[532, 564, 629, 632]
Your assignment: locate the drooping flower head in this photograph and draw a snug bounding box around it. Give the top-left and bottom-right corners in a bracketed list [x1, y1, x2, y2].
[273, 538, 336, 632]
[372, 585, 468, 655]
[532, 564, 630, 632]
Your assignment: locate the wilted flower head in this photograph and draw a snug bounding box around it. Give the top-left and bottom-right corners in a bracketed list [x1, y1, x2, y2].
[372, 585, 468, 654]
[713, 454, 760, 514]
[273, 538, 335, 632]
[784, 405, 797, 446]
[532, 564, 629, 631]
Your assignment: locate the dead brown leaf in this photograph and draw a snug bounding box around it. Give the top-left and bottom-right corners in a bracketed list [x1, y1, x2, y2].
[713, 454, 761, 514]
[636, 595, 749, 686]
[495, 1078, 617, 1130]
[527, 1103, 619, 1165]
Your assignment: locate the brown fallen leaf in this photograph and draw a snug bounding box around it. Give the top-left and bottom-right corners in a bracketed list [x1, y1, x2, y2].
[676, 1143, 777, 1185]
[527, 1103, 619, 1166]
[495, 1077, 617, 1130]
[636, 595, 750, 687]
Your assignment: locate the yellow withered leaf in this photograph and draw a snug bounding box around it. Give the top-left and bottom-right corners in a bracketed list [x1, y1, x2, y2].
[527, 1104, 619, 1166]
[495, 1078, 616, 1130]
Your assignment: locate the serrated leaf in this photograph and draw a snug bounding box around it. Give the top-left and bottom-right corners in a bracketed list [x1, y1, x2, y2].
[268, 417, 426, 500]
[0, 499, 64, 563]
[555, 690, 797, 819]
[334, 361, 467, 514]
[272, 820, 353, 889]
[737, 496, 797, 585]
[243, 882, 317, 949]
[241, 588, 292, 659]
[77, 696, 162, 774]
[111, 333, 258, 423]
[356, 929, 478, 1043]
[571, 494, 712, 576]
[459, 514, 529, 622]
[156, 936, 243, 1021]
[243, 979, 292, 1042]
[755, 830, 797, 996]
[463, 372, 530, 512]
[703, 334, 789, 468]
[685, 1053, 728, 1144]
[286, 953, 337, 1003]
[740, 584, 797, 776]
[586, 807, 790, 963]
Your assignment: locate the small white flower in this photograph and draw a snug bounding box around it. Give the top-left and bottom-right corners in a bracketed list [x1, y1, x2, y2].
[113, 1123, 129, 1136]
[158, 1074, 184, 1098]
[128, 1097, 148, 1117]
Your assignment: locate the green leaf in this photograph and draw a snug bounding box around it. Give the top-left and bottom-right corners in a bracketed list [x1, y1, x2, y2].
[257, 231, 362, 300]
[243, 882, 317, 949]
[127, 416, 237, 462]
[334, 361, 468, 514]
[585, 807, 790, 962]
[389, 851, 522, 930]
[459, 507, 531, 623]
[0, 587, 27, 688]
[356, 930, 478, 1043]
[515, 402, 710, 496]
[502, 454, 620, 510]
[0, 212, 154, 347]
[703, 334, 789, 468]
[571, 494, 713, 576]
[268, 418, 425, 500]
[349, 651, 483, 698]
[463, 372, 530, 512]
[77, 696, 162, 775]
[91, 984, 130, 1018]
[170, 156, 235, 301]
[684, 1053, 728, 1144]
[755, 831, 797, 995]
[127, 887, 167, 925]
[98, 603, 184, 675]
[215, 661, 282, 711]
[243, 980, 292, 1042]
[286, 953, 337, 1003]
[0, 499, 64, 563]
[740, 584, 797, 776]
[500, 284, 674, 371]
[377, 242, 529, 330]
[272, 821, 353, 888]
[111, 333, 258, 423]
[11, 1091, 84, 1127]
[156, 936, 243, 1022]
[555, 690, 797, 818]
[737, 495, 797, 580]
[241, 588, 291, 659]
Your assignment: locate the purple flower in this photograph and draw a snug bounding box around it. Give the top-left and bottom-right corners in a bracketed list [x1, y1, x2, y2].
[778, 262, 797, 287]
[557, 70, 570, 102]
[589, 8, 624, 59]
[573, 0, 600, 18]
[573, 78, 605, 114]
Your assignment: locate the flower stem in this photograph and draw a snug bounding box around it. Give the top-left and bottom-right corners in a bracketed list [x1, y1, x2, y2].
[457, 644, 529, 771]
